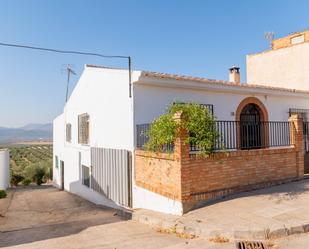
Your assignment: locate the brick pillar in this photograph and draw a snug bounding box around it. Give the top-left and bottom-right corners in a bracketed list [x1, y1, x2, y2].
[173, 111, 191, 212]
[289, 114, 304, 179]
[173, 111, 190, 162]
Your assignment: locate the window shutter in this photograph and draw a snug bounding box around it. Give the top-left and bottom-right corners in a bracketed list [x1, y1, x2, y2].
[78, 114, 89, 144]
[66, 123, 72, 142]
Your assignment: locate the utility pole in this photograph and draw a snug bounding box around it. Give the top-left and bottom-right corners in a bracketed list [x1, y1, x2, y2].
[65, 64, 76, 103]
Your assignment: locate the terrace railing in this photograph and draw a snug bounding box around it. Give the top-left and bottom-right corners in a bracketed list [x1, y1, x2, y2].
[303, 122, 309, 153]
[136, 120, 293, 152]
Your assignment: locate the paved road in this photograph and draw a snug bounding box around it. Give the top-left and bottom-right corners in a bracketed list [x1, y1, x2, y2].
[274, 233, 309, 249]
[0, 186, 231, 249]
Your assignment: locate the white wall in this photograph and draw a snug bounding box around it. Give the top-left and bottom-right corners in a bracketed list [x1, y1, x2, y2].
[247, 42, 309, 90]
[133, 185, 183, 215]
[0, 150, 10, 190]
[53, 114, 64, 189]
[53, 66, 138, 209]
[133, 83, 309, 124]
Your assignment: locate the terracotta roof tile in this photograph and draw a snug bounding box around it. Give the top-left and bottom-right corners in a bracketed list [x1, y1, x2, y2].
[141, 71, 309, 94]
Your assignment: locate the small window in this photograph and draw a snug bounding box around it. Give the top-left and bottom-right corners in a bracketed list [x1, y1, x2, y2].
[173, 102, 214, 116]
[289, 108, 309, 121]
[291, 35, 304, 45]
[78, 113, 89, 144]
[82, 165, 90, 187]
[55, 155, 59, 169]
[66, 123, 72, 142]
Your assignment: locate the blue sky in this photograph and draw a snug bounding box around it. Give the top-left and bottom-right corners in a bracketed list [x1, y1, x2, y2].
[0, 0, 309, 127]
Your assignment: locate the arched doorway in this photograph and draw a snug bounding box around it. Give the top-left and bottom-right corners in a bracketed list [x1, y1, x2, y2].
[240, 103, 262, 149]
[236, 97, 269, 149]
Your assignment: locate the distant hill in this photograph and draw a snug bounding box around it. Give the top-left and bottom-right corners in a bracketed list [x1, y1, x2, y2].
[0, 123, 52, 144]
[20, 123, 53, 132]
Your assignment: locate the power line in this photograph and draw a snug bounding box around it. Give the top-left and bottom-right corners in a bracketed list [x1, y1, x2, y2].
[0, 41, 132, 97]
[0, 42, 129, 59]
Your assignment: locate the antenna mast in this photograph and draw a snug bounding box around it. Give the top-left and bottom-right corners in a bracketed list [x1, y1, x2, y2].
[264, 31, 275, 48]
[65, 64, 76, 103]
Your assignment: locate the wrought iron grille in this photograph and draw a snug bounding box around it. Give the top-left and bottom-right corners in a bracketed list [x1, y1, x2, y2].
[66, 123, 72, 142]
[303, 122, 309, 153]
[173, 102, 214, 116]
[289, 108, 309, 121]
[136, 120, 293, 152]
[78, 113, 89, 144]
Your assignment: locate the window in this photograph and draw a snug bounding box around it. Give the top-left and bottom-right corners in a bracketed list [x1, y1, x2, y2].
[173, 102, 214, 116]
[55, 155, 59, 169]
[82, 165, 90, 187]
[291, 35, 304, 45]
[66, 123, 72, 142]
[78, 113, 89, 144]
[289, 108, 309, 121]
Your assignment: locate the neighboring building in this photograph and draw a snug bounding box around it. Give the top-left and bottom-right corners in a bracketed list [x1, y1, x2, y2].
[247, 30, 309, 90]
[53, 64, 309, 214]
[0, 149, 10, 190]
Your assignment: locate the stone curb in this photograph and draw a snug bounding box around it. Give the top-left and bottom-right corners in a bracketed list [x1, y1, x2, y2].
[132, 209, 309, 240]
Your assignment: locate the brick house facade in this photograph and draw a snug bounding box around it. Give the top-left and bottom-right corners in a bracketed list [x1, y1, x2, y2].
[135, 113, 304, 214]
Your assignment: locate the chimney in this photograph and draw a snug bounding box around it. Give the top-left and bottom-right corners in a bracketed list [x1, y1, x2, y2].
[229, 66, 240, 84]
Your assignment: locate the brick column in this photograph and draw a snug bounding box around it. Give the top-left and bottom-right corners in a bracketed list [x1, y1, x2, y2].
[289, 114, 304, 179]
[173, 111, 190, 162]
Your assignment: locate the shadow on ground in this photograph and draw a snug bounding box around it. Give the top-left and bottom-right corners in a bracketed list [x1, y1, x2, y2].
[0, 185, 126, 248]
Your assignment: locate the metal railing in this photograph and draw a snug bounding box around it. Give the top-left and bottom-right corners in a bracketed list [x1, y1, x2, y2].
[303, 122, 309, 153]
[136, 121, 293, 152]
[136, 123, 174, 152]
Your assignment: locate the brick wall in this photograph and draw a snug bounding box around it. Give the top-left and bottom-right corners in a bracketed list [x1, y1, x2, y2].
[134, 114, 304, 214]
[135, 150, 181, 200]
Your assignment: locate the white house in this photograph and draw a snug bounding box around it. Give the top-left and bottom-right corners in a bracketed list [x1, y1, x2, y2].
[247, 30, 309, 90]
[53, 63, 309, 214]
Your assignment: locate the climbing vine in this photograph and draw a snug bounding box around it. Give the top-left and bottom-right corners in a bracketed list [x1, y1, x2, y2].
[145, 102, 219, 154]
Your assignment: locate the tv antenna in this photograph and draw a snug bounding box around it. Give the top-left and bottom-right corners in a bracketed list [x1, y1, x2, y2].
[64, 64, 76, 102]
[264, 32, 275, 48]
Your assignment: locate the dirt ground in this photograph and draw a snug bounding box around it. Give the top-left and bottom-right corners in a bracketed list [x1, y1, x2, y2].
[0, 186, 232, 249]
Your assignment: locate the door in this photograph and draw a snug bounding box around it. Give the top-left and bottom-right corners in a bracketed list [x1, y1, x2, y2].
[60, 161, 64, 190]
[240, 104, 262, 149]
[303, 122, 309, 174]
[90, 147, 132, 207]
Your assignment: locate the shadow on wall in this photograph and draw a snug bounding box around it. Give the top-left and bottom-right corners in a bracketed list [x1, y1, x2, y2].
[68, 178, 129, 212]
[0, 185, 127, 248]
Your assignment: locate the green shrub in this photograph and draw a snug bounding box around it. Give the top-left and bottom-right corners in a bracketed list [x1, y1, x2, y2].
[34, 166, 46, 185]
[22, 178, 32, 186]
[10, 173, 24, 186]
[145, 102, 220, 155]
[145, 113, 177, 152]
[0, 190, 7, 199]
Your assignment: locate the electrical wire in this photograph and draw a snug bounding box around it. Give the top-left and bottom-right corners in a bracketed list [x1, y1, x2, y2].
[0, 41, 132, 97]
[0, 42, 129, 59]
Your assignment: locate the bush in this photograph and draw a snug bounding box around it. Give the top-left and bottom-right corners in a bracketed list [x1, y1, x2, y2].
[145, 102, 219, 155]
[10, 173, 24, 186]
[34, 166, 46, 185]
[0, 190, 7, 199]
[23, 164, 37, 182]
[22, 178, 32, 186]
